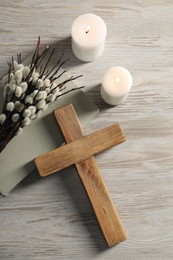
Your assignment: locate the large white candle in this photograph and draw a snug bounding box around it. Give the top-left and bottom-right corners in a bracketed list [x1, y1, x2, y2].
[101, 66, 133, 106]
[71, 13, 107, 62]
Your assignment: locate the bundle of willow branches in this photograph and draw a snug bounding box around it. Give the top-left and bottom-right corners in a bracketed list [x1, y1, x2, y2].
[0, 37, 83, 153]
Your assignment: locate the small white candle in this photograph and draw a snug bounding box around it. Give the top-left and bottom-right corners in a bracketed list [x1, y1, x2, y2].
[101, 66, 133, 106]
[71, 13, 107, 62]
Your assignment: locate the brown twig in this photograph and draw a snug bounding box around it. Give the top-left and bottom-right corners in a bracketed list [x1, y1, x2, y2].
[0, 37, 84, 154]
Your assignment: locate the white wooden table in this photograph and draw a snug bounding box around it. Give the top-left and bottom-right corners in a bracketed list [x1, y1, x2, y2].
[0, 1, 173, 259]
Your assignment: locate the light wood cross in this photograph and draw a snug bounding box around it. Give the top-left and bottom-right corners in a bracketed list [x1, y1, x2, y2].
[35, 104, 127, 247]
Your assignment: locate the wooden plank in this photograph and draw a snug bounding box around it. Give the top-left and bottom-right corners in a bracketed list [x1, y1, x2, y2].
[35, 123, 125, 177]
[53, 104, 127, 246]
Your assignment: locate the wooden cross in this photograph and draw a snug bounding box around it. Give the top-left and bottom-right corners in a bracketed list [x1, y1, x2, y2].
[35, 104, 127, 246]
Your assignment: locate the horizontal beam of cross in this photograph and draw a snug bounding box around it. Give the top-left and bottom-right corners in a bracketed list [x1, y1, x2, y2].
[35, 124, 125, 176]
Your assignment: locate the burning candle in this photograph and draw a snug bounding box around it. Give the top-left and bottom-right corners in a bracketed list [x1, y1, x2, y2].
[71, 13, 107, 62]
[101, 66, 133, 106]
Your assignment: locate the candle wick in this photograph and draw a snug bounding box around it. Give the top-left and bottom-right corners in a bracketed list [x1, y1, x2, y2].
[85, 26, 90, 34]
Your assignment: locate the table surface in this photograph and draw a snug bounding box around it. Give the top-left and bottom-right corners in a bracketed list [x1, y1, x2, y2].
[0, 1, 173, 259]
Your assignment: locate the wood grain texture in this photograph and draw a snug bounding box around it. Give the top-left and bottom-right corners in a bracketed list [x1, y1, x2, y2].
[50, 104, 126, 246]
[35, 123, 125, 176]
[35, 116, 125, 177]
[0, 0, 173, 259]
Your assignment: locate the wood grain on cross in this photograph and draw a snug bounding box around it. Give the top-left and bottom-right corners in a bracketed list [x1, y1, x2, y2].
[35, 104, 127, 246]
